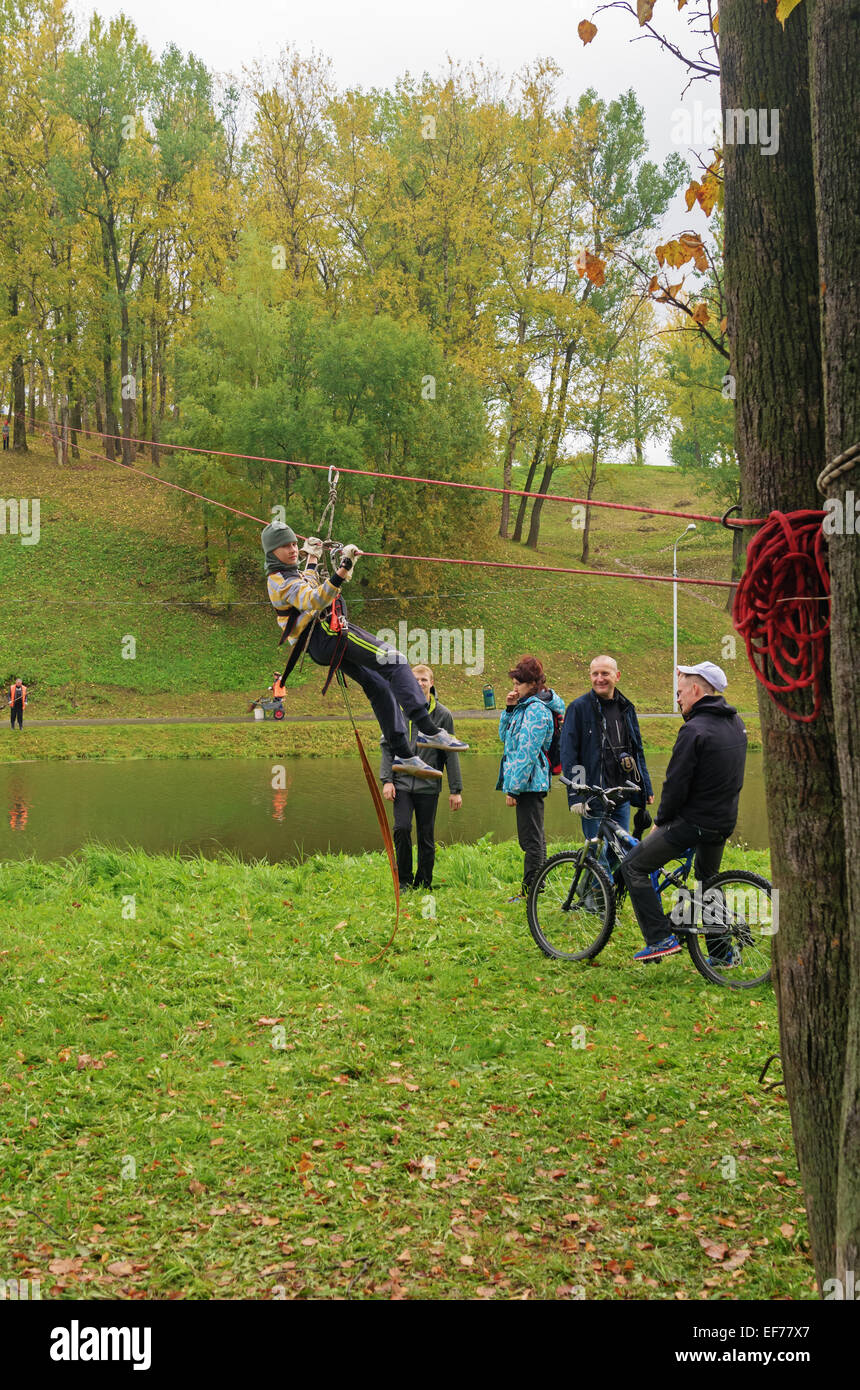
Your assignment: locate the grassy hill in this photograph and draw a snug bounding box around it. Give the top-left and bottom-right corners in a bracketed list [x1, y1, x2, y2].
[0, 445, 757, 722]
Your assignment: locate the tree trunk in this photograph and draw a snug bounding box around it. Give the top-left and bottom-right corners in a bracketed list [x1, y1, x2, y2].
[722, 0, 850, 1288]
[499, 399, 520, 539]
[12, 357, 27, 452]
[513, 349, 560, 543]
[726, 522, 745, 613]
[39, 362, 61, 464]
[28, 360, 36, 432]
[70, 396, 81, 461]
[580, 429, 602, 565]
[511, 441, 543, 544]
[526, 341, 575, 550]
[120, 300, 132, 466]
[808, 0, 860, 1288]
[102, 343, 117, 460]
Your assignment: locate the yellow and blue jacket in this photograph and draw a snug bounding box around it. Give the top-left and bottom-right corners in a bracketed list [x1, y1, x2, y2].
[266, 563, 345, 658]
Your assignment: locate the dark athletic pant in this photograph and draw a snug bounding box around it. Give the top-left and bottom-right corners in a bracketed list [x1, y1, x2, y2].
[515, 791, 547, 891]
[620, 819, 726, 946]
[10, 701, 23, 729]
[393, 789, 439, 889]
[307, 619, 438, 759]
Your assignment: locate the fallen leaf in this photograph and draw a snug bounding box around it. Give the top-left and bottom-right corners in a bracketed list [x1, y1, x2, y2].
[107, 1261, 134, 1276]
[699, 1236, 729, 1261]
[722, 1246, 751, 1271]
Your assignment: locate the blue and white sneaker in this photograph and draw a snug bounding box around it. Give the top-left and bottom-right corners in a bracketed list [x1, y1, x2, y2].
[416, 729, 469, 752]
[633, 935, 682, 962]
[392, 754, 443, 780]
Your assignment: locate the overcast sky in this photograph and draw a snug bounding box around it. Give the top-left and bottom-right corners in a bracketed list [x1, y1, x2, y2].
[69, 1, 721, 464]
[71, 0, 720, 165]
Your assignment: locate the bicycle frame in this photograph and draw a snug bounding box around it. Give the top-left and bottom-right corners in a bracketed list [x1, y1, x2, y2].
[575, 785, 697, 920]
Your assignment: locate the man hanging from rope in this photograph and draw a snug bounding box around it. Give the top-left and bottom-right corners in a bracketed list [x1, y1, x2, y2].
[262, 522, 468, 778]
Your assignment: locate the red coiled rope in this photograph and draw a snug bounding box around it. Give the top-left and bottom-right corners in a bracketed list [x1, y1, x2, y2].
[732, 510, 830, 723]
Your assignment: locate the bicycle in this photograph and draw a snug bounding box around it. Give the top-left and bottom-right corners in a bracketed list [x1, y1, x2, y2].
[526, 783, 773, 989]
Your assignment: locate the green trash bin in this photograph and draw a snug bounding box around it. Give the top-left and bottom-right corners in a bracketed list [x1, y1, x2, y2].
[482, 685, 496, 710]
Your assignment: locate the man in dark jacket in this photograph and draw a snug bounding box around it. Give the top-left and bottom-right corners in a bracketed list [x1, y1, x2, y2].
[620, 661, 747, 962]
[559, 654, 653, 874]
[380, 665, 463, 891]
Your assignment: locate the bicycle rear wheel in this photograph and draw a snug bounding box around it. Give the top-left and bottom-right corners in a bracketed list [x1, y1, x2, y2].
[527, 853, 615, 961]
[686, 870, 774, 988]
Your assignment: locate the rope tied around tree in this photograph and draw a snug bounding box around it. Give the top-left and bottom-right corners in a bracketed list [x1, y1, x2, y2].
[732, 509, 830, 724]
[816, 440, 860, 493]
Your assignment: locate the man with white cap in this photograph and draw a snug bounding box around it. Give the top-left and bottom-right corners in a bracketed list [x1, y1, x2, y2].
[619, 661, 747, 963]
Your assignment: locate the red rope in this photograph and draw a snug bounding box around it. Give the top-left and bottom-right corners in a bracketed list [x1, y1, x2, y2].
[732, 510, 830, 722]
[24, 419, 732, 589]
[23, 415, 762, 527]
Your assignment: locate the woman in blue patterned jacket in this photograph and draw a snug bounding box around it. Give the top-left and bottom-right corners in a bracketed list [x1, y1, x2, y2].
[497, 656, 566, 902]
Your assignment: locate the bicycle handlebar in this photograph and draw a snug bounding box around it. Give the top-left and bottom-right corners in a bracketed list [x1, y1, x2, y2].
[560, 779, 640, 810]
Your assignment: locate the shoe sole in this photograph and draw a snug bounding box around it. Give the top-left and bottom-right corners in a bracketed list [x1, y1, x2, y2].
[635, 945, 682, 962]
[392, 763, 443, 780]
[416, 737, 470, 751]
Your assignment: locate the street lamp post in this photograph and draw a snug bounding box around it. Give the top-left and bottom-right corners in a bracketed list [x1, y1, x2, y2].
[673, 523, 697, 712]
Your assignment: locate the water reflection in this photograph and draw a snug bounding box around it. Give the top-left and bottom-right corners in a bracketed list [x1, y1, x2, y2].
[0, 752, 769, 862]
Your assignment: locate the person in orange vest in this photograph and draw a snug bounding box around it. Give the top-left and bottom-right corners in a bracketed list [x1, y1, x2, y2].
[9, 678, 27, 729]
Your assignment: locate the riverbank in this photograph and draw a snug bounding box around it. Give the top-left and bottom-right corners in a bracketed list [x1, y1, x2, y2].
[0, 715, 763, 763]
[1, 839, 810, 1301]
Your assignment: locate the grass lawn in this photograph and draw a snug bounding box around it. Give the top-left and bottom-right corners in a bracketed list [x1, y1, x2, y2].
[1, 841, 812, 1301]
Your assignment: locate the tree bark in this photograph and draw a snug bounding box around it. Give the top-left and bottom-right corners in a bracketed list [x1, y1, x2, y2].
[526, 341, 575, 549]
[9, 288, 27, 451]
[808, 0, 860, 1288]
[726, 521, 745, 614]
[580, 424, 603, 565]
[722, 0, 850, 1287]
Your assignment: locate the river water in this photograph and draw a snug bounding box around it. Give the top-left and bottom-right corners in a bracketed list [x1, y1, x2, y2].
[0, 752, 768, 861]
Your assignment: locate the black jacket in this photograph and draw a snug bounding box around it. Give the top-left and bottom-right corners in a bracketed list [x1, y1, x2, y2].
[656, 695, 747, 835]
[379, 694, 463, 796]
[559, 688, 653, 808]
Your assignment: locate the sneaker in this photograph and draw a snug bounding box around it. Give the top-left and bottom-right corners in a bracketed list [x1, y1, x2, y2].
[391, 754, 443, 780]
[707, 945, 741, 968]
[416, 729, 470, 752]
[633, 935, 682, 962]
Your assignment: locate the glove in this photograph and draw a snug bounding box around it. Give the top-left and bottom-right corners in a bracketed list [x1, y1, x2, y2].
[339, 543, 362, 578]
[300, 536, 324, 561]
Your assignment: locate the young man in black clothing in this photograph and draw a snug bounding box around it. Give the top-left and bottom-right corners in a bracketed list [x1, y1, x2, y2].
[380, 664, 463, 891]
[620, 661, 748, 962]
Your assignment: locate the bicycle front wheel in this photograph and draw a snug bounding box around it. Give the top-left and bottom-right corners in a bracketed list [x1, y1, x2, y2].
[686, 870, 774, 989]
[527, 853, 615, 961]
